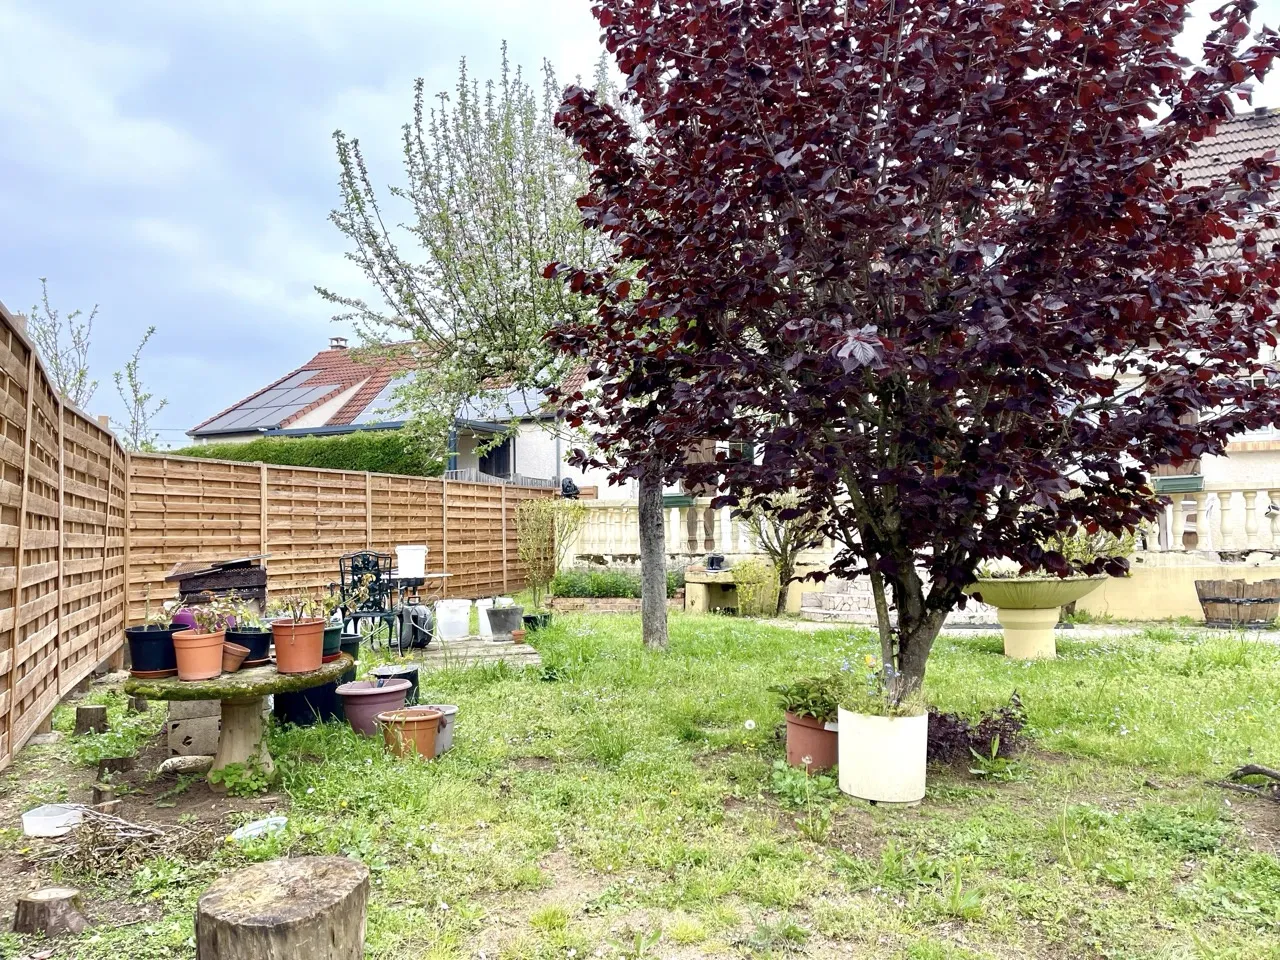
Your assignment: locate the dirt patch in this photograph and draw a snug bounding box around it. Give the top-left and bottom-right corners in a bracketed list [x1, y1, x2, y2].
[1232, 795, 1280, 855]
[509, 755, 558, 772]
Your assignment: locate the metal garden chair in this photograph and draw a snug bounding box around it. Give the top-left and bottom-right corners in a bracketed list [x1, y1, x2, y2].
[333, 551, 399, 650]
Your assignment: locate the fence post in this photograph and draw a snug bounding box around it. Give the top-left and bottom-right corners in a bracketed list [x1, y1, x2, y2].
[501, 485, 509, 594]
[365, 473, 373, 549]
[53, 401, 65, 690]
[441, 478, 449, 598]
[97, 435, 118, 671]
[259, 462, 269, 564]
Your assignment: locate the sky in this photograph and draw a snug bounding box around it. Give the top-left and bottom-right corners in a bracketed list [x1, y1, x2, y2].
[1, 0, 1278, 446]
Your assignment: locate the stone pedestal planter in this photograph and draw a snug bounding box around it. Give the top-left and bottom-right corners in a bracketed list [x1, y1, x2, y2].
[969, 576, 1107, 659]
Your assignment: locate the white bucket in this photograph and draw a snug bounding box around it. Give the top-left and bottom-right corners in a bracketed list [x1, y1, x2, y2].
[837, 708, 928, 805]
[476, 598, 494, 637]
[395, 545, 428, 579]
[435, 599, 471, 640]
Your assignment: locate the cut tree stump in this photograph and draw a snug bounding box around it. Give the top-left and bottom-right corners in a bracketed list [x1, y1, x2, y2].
[127, 696, 149, 713]
[196, 856, 369, 959]
[74, 705, 108, 736]
[97, 756, 133, 780]
[92, 783, 116, 805]
[13, 887, 90, 936]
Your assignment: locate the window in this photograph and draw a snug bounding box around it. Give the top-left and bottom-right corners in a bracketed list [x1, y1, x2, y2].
[479, 437, 513, 477]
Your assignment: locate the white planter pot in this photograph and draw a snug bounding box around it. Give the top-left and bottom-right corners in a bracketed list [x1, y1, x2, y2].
[837, 707, 928, 805]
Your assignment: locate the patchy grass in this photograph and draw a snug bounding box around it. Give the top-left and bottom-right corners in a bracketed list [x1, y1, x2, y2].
[5, 614, 1280, 958]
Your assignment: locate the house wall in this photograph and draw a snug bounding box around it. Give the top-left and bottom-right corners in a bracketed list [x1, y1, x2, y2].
[1202, 445, 1280, 488]
[192, 432, 259, 445]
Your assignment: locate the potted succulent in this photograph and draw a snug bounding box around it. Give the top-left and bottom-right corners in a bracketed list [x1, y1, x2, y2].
[225, 598, 272, 666]
[173, 599, 234, 681]
[268, 593, 325, 675]
[769, 675, 840, 772]
[837, 655, 928, 805]
[124, 602, 179, 678]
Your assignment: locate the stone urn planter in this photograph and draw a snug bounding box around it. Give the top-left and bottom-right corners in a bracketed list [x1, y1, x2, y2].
[968, 576, 1107, 659]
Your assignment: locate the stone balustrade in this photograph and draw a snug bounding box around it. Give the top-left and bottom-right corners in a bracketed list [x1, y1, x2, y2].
[1157, 484, 1280, 553]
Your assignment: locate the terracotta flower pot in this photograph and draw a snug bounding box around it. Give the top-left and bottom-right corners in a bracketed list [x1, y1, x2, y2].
[222, 641, 251, 673]
[784, 712, 838, 772]
[336, 679, 411, 736]
[511, 628, 527, 645]
[378, 706, 444, 758]
[172, 629, 226, 681]
[225, 628, 271, 666]
[272, 618, 325, 674]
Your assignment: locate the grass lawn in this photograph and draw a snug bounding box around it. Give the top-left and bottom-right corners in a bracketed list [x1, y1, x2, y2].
[4, 614, 1280, 959]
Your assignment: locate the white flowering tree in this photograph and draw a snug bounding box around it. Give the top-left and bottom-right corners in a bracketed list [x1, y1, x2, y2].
[319, 46, 612, 462]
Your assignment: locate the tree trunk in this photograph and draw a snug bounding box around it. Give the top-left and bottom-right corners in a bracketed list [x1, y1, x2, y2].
[776, 558, 795, 615]
[74, 705, 108, 736]
[196, 856, 369, 959]
[638, 468, 669, 650]
[13, 887, 90, 936]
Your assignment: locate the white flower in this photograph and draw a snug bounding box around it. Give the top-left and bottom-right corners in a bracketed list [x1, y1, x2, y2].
[430, 842, 443, 855]
[567, 951, 577, 959]
[801, 755, 813, 766]
[744, 719, 757, 730]
[365, 758, 373, 765]
[437, 900, 450, 912]
[306, 787, 315, 795]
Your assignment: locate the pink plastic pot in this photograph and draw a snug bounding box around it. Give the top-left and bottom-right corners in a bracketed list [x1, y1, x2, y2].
[336, 679, 411, 736]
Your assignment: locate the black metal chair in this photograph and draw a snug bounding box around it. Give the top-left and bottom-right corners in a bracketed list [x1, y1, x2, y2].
[334, 551, 398, 649]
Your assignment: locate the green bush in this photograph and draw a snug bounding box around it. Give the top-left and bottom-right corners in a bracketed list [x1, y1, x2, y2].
[170, 430, 442, 477]
[551, 567, 683, 599]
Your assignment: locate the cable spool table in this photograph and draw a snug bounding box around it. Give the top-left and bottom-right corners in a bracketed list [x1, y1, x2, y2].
[124, 656, 354, 787]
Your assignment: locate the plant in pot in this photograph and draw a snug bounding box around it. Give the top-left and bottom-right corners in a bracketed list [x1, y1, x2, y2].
[968, 530, 1132, 659]
[486, 598, 525, 641]
[516, 497, 587, 632]
[320, 589, 346, 660]
[836, 655, 927, 805]
[173, 599, 234, 681]
[125, 599, 180, 678]
[768, 675, 840, 772]
[268, 593, 326, 675]
[225, 597, 272, 667]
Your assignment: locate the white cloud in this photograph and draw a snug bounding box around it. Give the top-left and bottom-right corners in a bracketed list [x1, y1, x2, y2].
[0, 4, 210, 187]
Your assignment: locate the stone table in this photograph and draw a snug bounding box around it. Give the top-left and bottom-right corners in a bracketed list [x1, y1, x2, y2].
[125, 656, 353, 784]
[684, 566, 738, 614]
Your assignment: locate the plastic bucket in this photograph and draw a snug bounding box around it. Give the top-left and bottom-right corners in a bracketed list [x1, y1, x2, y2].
[337, 679, 411, 736]
[395, 545, 428, 579]
[476, 598, 494, 637]
[422, 704, 458, 756]
[435, 600, 471, 640]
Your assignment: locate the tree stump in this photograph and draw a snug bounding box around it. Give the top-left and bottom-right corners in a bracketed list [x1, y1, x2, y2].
[92, 782, 116, 805]
[13, 887, 90, 935]
[97, 756, 133, 780]
[74, 705, 108, 736]
[128, 695, 149, 713]
[196, 856, 369, 959]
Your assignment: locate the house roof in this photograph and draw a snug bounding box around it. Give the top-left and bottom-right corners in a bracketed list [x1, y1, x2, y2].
[1179, 106, 1280, 260]
[189, 341, 417, 437]
[189, 338, 582, 438]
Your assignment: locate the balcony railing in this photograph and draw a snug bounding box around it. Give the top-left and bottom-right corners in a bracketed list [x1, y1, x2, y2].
[1155, 483, 1280, 553]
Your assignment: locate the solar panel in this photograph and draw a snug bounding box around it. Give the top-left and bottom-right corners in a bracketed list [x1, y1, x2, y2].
[196, 381, 338, 433]
[352, 382, 403, 425]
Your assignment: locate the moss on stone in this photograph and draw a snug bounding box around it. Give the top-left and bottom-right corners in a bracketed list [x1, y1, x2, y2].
[124, 655, 353, 701]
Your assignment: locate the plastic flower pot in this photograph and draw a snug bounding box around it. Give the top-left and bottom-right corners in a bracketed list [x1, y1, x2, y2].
[486, 605, 524, 641]
[370, 664, 419, 705]
[271, 618, 325, 674]
[274, 683, 341, 727]
[124, 624, 178, 677]
[225, 628, 270, 666]
[523, 612, 552, 632]
[172, 628, 226, 681]
[378, 706, 444, 758]
[422, 704, 458, 756]
[323, 623, 343, 657]
[336, 678, 411, 736]
[837, 708, 928, 805]
[221, 641, 251, 673]
[784, 712, 838, 772]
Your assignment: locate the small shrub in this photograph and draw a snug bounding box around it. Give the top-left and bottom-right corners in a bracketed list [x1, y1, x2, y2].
[551, 566, 683, 599]
[732, 558, 780, 616]
[768, 676, 841, 724]
[927, 695, 1027, 765]
[172, 430, 439, 476]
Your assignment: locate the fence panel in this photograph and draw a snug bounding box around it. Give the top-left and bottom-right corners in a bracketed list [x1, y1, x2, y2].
[0, 303, 130, 767]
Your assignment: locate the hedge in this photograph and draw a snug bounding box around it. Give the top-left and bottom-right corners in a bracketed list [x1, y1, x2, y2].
[170, 430, 443, 477]
[551, 567, 684, 600]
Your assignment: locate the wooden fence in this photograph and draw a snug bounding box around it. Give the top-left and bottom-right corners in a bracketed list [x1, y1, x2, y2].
[0, 308, 128, 770]
[0, 302, 549, 770]
[127, 455, 547, 621]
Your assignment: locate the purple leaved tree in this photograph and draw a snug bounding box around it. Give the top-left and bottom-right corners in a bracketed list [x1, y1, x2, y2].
[547, 0, 1280, 696]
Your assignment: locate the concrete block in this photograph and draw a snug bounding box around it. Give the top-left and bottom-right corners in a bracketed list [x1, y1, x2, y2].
[169, 699, 220, 721]
[168, 715, 220, 756]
